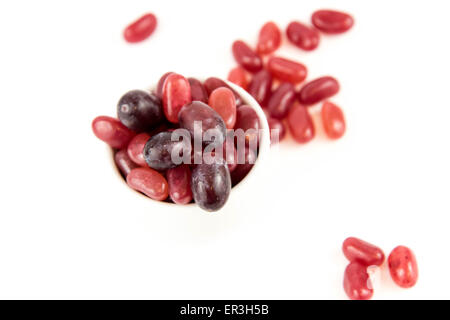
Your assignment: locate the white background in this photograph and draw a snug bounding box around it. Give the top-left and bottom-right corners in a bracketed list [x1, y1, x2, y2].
[0, 0, 449, 299]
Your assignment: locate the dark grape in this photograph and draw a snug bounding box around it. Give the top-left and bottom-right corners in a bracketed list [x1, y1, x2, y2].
[143, 132, 191, 170]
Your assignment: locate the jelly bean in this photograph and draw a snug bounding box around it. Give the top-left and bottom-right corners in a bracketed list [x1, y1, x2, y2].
[92, 116, 135, 149]
[232, 40, 263, 73]
[127, 167, 169, 201]
[203, 77, 243, 105]
[343, 237, 385, 267]
[268, 82, 296, 119]
[268, 117, 286, 144]
[343, 261, 373, 300]
[114, 149, 138, 178]
[178, 101, 226, 146]
[166, 164, 193, 205]
[231, 146, 257, 186]
[156, 72, 173, 99]
[298, 76, 340, 106]
[267, 57, 307, 84]
[248, 70, 273, 107]
[257, 22, 282, 55]
[223, 139, 238, 172]
[287, 105, 315, 143]
[286, 21, 320, 51]
[322, 101, 346, 139]
[208, 87, 237, 129]
[123, 13, 157, 43]
[117, 90, 164, 132]
[227, 67, 249, 90]
[312, 10, 354, 34]
[191, 159, 231, 212]
[234, 105, 261, 146]
[188, 78, 209, 103]
[143, 132, 190, 170]
[162, 73, 192, 123]
[388, 246, 419, 288]
[127, 133, 151, 166]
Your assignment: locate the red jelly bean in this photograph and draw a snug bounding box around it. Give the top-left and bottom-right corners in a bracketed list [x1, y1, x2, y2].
[227, 67, 249, 90]
[312, 10, 354, 34]
[287, 105, 315, 143]
[268, 82, 296, 119]
[208, 87, 237, 129]
[156, 72, 173, 99]
[257, 22, 282, 55]
[322, 101, 346, 139]
[344, 261, 373, 300]
[162, 73, 192, 123]
[127, 133, 151, 166]
[343, 237, 385, 267]
[223, 139, 238, 172]
[268, 117, 286, 144]
[92, 116, 135, 149]
[388, 246, 419, 288]
[114, 149, 138, 178]
[188, 78, 208, 103]
[127, 167, 169, 201]
[232, 40, 263, 73]
[286, 21, 320, 51]
[298, 76, 340, 106]
[231, 146, 257, 186]
[123, 13, 157, 43]
[203, 77, 243, 106]
[248, 70, 273, 107]
[234, 105, 261, 146]
[166, 165, 193, 205]
[267, 56, 307, 84]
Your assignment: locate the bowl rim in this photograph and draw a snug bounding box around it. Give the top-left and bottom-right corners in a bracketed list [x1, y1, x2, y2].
[108, 77, 271, 209]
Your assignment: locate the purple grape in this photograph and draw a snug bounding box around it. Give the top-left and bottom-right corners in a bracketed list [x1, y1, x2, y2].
[143, 132, 190, 170]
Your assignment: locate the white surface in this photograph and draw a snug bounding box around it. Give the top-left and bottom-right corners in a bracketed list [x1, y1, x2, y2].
[0, 0, 449, 299]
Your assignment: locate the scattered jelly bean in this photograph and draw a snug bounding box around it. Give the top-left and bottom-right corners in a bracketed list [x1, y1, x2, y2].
[298, 76, 340, 106]
[232, 40, 263, 73]
[114, 149, 138, 177]
[268, 82, 296, 119]
[287, 105, 315, 143]
[267, 56, 307, 84]
[92, 116, 135, 149]
[188, 78, 209, 103]
[322, 101, 346, 139]
[388, 246, 419, 288]
[162, 73, 192, 123]
[248, 69, 273, 107]
[257, 22, 282, 55]
[227, 67, 249, 90]
[286, 21, 320, 51]
[343, 237, 385, 267]
[127, 167, 169, 201]
[268, 117, 286, 144]
[167, 164, 193, 205]
[312, 10, 354, 34]
[123, 13, 157, 43]
[143, 131, 190, 170]
[343, 261, 373, 300]
[127, 133, 151, 166]
[208, 87, 237, 129]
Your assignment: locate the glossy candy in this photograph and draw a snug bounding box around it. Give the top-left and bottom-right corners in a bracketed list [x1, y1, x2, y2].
[114, 149, 138, 177]
[223, 139, 238, 172]
[298, 76, 340, 106]
[248, 70, 273, 107]
[92, 116, 135, 149]
[268, 117, 286, 144]
[227, 67, 248, 90]
[312, 10, 354, 34]
[123, 13, 157, 43]
[178, 101, 227, 146]
[143, 132, 190, 171]
[234, 105, 261, 146]
[162, 73, 192, 123]
[232, 40, 263, 73]
[388, 246, 419, 288]
[117, 90, 164, 132]
[268, 82, 296, 119]
[267, 57, 307, 84]
[188, 78, 209, 103]
[167, 165, 193, 205]
[286, 21, 320, 51]
[343, 237, 385, 267]
[203, 77, 243, 106]
[191, 159, 231, 212]
[127, 167, 169, 201]
[156, 72, 173, 99]
[257, 22, 282, 55]
[208, 87, 237, 129]
[343, 262, 373, 300]
[287, 105, 315, 143]
[231, 146, 257, 186]
[127, 133, 151, 166]
[322, 101, 346, 139]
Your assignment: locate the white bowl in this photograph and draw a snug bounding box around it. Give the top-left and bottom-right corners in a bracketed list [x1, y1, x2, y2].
[108, 78, 270, 214]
